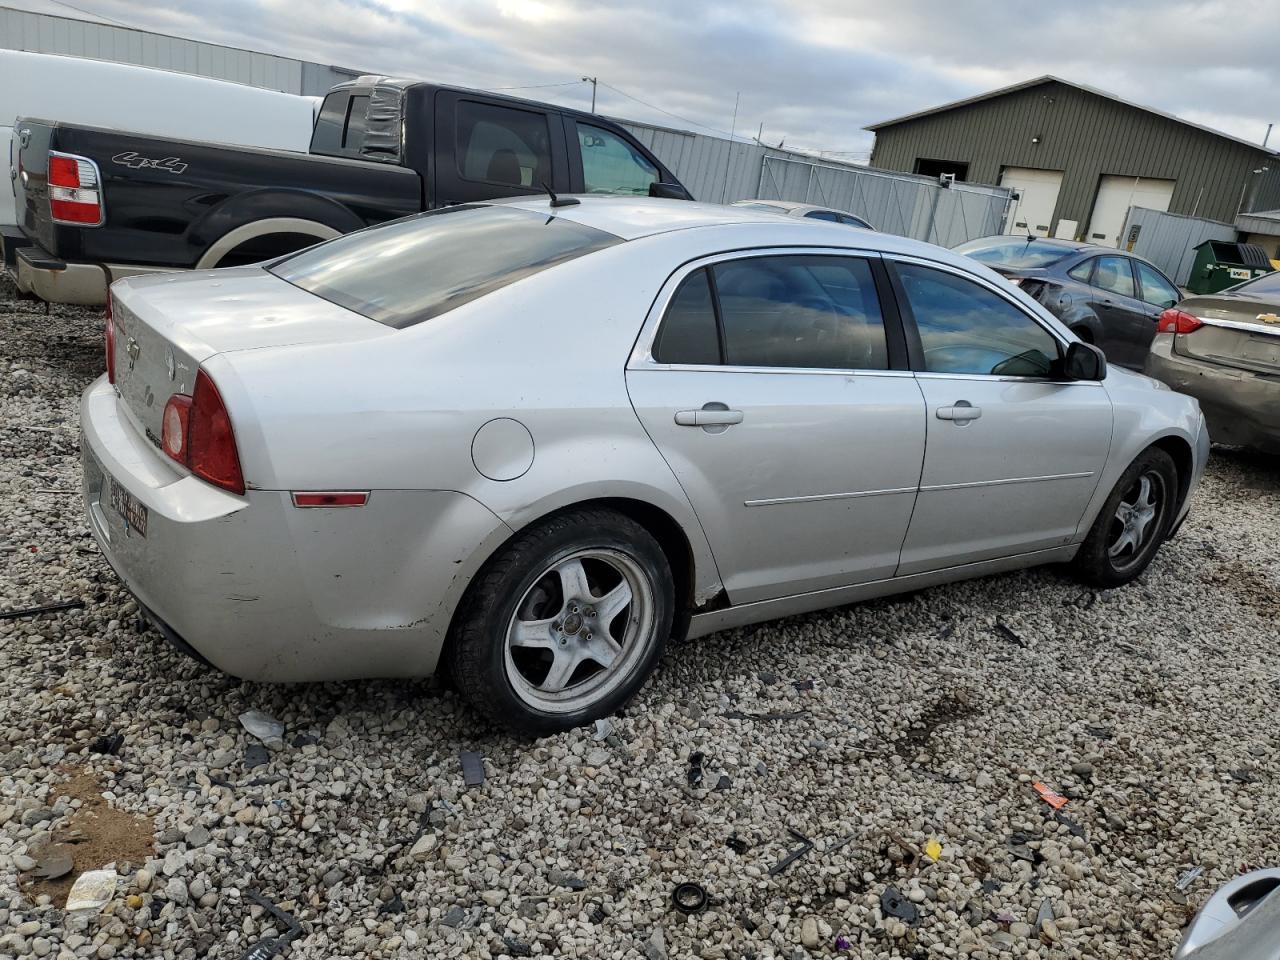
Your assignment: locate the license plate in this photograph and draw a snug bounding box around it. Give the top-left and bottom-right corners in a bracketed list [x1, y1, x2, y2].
[109, 478, 148, 537]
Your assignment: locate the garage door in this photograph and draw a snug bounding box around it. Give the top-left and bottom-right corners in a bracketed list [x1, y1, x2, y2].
[1000, 167, 1064, 238]
[1087, 175, 1175, 247]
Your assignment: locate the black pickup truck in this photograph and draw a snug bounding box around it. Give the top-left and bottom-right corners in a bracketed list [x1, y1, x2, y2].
[10, 76, 691, 304]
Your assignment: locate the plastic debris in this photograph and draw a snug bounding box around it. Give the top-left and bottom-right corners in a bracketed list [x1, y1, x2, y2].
[671, 882, 708, 914]
[239, 710, 285, 749]
[880, 887, 919, 926]
[1176, 866, 1204, 891]
[440, 905, 468, 928]
[33, 844, 74, 879]
[726, 835, 750, 855]
[460, 751, 485, 787]
[994, 621, 1027, 647]
[0, 599, 85, 620]
[835, 934, 852, 951]
[1033, 782, 1068, 809]
[1036, 898, 1056, 929]
[592, 718, 613, 741]
[244, 744, 270, 770]
[687, 752, 705, 788]
[1054, 812, 1086, 838]
[714, 775, 731, 791]
[379, 893, 406, 915]
[769, 828, 815, 876]
[89, 733, 124, 755]
[792, 678, 820, 692]
[924, 838, 943, 861]
[236, 891, 303, 960]
[66, 869, 118, 912]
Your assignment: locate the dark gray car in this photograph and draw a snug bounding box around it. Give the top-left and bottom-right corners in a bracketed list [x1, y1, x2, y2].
[954, 236, 1182, 368]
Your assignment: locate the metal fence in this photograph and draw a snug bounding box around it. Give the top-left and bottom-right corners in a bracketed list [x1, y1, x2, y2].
[619, 120, 1012, 248]
[1119, 206, 1238, 286]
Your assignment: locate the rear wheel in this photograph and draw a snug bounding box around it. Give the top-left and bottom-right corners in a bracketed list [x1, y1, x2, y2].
[447, 508, 673, 734]
[1071, 447, 1177, 587]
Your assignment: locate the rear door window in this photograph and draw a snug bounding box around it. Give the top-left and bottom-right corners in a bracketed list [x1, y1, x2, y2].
[342, 95, 370, 154]
[576, 123, 659, 196]
[457, 101, 552, 189]
[1093, 256, 1137, 299]
[269, 205, 620, 328]
[712, 255, 888, 370]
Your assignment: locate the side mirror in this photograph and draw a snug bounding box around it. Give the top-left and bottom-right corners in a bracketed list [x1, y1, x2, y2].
[649, 181, 692, 201]
[1063, 340, 1106, 381]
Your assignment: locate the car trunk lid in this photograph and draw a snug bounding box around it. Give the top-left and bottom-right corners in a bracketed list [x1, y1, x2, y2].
[109, 266, 392, 446]
[1175, 294, 1280, 376]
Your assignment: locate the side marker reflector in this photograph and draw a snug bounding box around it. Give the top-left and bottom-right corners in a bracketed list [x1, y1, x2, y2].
[291, 492, 369, 508]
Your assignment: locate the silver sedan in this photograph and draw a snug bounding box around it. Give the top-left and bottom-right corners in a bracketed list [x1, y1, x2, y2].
[81, 197, 1209, 733]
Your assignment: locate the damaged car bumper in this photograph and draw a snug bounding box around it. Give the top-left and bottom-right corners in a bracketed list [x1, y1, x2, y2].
[80, 375, 510, 681]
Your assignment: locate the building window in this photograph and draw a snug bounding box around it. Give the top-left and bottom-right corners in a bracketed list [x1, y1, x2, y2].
[914, 158, 969, 182]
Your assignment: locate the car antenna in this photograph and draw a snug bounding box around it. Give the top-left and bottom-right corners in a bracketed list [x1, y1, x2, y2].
[542, 181, 579, 208]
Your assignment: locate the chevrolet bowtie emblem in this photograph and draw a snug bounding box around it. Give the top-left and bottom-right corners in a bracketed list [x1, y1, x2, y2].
[1255, 312, 1280, 325]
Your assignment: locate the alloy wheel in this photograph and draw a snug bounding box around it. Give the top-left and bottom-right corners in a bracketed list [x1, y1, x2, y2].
[503, 548, 655, 714]
[1106, 469, 1166, 572]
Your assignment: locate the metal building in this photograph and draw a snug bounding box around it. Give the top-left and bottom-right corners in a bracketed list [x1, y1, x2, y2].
[0, 0, 362, 95]
[867, 76, 1279, 247]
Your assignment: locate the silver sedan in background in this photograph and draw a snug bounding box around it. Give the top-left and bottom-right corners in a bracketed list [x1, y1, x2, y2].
[82, 198, 1208, 733]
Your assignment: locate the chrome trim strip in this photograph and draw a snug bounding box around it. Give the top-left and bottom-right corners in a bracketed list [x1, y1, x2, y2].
[635, 363, 915, 378]
[1195, 316, 1280, 338]
[744, 486, 917, 508]
[919, 471, 1094, 493]
[913, 371, 1105, 386]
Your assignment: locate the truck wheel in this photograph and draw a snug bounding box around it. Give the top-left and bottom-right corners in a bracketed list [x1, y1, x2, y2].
[1071, 447, 1177, 587]
[447, 508, 673, 735]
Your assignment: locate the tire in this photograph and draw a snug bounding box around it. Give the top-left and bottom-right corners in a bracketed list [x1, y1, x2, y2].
[446, 508, 674, 735]
[1071, 447, 1178, 587]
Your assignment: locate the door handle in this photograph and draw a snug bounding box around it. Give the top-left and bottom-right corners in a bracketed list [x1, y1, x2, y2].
[936, 402, 982, 422]
[675, 404, 743, 427]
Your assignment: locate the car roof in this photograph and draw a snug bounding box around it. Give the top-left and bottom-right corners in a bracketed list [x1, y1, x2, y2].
[483, 196, 977, 265]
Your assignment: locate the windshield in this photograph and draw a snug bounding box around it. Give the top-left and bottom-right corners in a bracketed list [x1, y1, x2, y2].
[953, 236, 1075, 269]
[269, 205, 621, 328]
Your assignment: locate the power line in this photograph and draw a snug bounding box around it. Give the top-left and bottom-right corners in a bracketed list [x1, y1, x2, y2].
[483, 80, 585, 92]
[597, 81, 753, 142]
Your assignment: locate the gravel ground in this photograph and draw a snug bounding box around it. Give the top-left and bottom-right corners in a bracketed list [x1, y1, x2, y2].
[1, 277, 1279, 960]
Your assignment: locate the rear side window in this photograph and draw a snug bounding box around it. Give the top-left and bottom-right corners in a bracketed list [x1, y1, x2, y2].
[310, 93, 348, 156]
[577, 123, 659, 196]
[458, 102, 552, 188]
[896, 263, 1059, 377]
[804, 210, 840, 222]
[1093, 256, 1136, 298]
[342, 95, 370, 153]
[1068, 259, 1094, 282]
[653, 269, 720, 364]
[270, 206, 621, 328]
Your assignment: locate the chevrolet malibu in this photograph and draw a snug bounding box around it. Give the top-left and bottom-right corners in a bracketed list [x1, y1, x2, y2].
[82, 198, 1209, 733]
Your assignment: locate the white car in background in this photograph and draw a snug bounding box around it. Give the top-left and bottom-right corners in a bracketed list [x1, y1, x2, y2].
[1, 50, 318, 267]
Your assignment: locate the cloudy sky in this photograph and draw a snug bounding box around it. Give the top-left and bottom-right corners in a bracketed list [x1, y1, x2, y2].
[47, 0, 1280, 159]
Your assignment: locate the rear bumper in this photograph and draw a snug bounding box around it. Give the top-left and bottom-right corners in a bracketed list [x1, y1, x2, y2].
[13, 243, 179, 306]
[1145, 334, 1280, 453]
[80, 375, 512, 682]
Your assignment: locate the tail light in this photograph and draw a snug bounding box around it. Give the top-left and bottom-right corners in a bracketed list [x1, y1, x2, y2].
[48, 150, 104, 226]
[1158, 308, 1203, 334]
[160, 369, 245, 495]
[104, 297, 116, 384]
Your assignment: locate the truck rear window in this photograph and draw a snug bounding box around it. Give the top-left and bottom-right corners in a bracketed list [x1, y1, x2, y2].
[268, 205, 622, 328]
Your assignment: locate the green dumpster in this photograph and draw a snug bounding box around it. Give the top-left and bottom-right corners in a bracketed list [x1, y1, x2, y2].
[1187, 240, 1273, 295]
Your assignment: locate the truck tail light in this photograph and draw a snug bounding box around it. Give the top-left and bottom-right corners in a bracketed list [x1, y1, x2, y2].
[1158, 308, 1203, 334]
[48, 150, 104, 226]
[160, 370, 245, 495]
[104, 298, 116, 384]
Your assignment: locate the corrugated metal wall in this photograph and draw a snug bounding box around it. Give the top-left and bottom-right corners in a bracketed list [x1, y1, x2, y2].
[869, 79, 1270, 234]
[1120, 206, 1237, 286]
[620, 120, 1011, 247]
[0, 5, 320, 93]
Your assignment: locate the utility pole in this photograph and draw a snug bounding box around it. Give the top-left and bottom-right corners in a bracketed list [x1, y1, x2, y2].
[719, 91, 740, 204]
[1265, 123, 1274, 148]
[581, 76, 597, 113]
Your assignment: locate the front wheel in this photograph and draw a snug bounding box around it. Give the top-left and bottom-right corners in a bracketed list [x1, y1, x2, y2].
[446, 508, 674, 735]
[1071, 447, 1177, 587]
